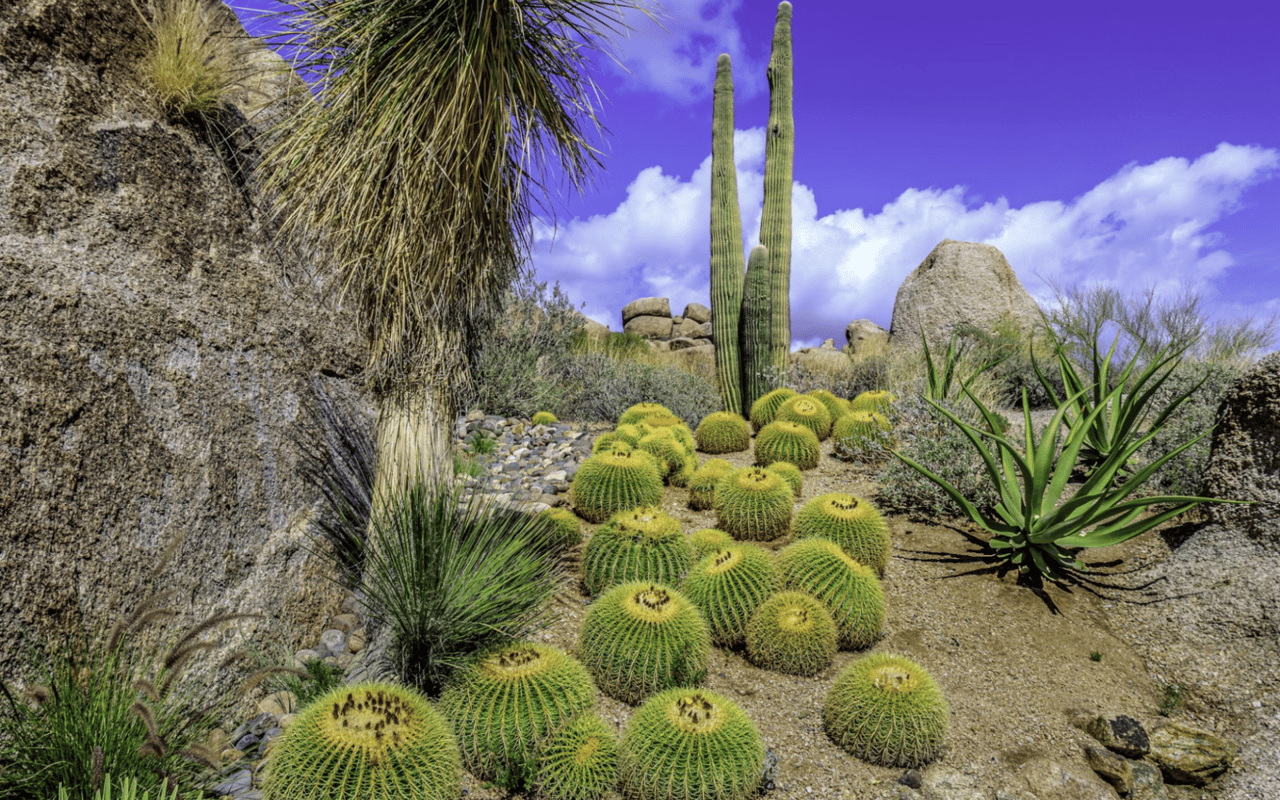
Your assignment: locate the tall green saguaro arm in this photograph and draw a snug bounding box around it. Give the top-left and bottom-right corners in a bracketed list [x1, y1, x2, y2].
[760, 1, 794, 372]
[711, 53, 747, 415]
[740, 245, 772, 412]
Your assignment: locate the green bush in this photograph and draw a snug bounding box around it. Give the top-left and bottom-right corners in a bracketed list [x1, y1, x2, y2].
[556, 354, 722, 429]
[1140, 360, 1244, 496]
[353, 481, 563, 695]
[875, 395, 1000, 519]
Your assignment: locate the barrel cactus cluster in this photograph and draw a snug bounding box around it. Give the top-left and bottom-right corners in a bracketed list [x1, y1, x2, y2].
[581, 507, 694, 596]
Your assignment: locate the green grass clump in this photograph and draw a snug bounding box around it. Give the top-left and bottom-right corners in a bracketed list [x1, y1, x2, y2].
[745, 591, 838, 677]
[777, 539, 885, 650]
[619, 688, 764, 800]
[694, 412, 752, 454]
[792, 493, 891, 577]
[774, 395, 834, 441]
[687, 458, 734, 511]
[440, 642, 596, 788]
[135, 0, 239, 120]
[262, 682, 461, 800]
[749, 387, 799, 432]
[581, 507, 693, 596]
[713, 467, 795, 542]
[536, 711, 619, 800]
[687, 528, 735, 559]
[578, 582, 710, 705]
[754, 420, 821, 470]
[681, 545, 782, 647]
[570, 450, 664, 524]
[764, 461, 803, 497]
[823, 653, 947, 768]
[531, 411, 559, 425]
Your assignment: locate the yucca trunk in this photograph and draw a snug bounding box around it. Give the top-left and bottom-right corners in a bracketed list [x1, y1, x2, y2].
[759, 1, 794, 372]
[740, 245, 772, 412]
[371, 388, 453, 514]
[710, 53, 747, 416]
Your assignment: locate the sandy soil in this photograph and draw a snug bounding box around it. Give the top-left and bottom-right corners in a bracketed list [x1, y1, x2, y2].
[457, 426, 1244, 800]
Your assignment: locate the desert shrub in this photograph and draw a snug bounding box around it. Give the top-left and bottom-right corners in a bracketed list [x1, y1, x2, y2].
[461, 275, 581, 419]
[132, 0, 240, 120]
[568, 329, 657, 362]
[555, 353, 722, 429]
[1139, 359, 1245, 496]
[875, 395, 1000, 518]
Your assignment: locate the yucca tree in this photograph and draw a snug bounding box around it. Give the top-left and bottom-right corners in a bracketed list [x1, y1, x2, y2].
[256, 0, 660, 502]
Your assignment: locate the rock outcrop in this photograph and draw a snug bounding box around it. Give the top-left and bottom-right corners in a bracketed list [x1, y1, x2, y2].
[1202, 351, 1280, 540]
[843, 319, 889, 358]
[0, 0, 366, 711]
[888, 239, 1043, 349]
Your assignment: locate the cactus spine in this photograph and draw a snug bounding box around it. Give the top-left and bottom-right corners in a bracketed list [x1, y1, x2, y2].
[739, 244, 772, 413]
[760, 2, 794, 371]
[710, 53, 747, 416]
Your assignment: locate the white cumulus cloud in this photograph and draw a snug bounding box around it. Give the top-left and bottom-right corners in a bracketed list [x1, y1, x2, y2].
[529, 141, 1280, 349]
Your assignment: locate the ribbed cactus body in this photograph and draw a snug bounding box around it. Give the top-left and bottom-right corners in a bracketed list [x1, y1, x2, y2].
[745, 590, 837, 677]
[792, 493, 892, 577]
[764, 460, 803, 497]
[713, 466, 794, 542]
[681, 545, 782, 647]
[570, 451, 664, 524]
[739, 244, 772, 414]
[823, 654, 948, 768]
[687, 527, 735, 558]
[748, 386, 798, 433]
[775, 395, 833, 441]
[536, 711, 619, 800]
[688, 459, 735, 511]
[778, 539, 885, 650]
[753, 420, 820, 470]
[694, 412, 751, 454]
[581, 507, 693, 596]
[710, 53, 747, 416]
[760, 2, 794, 371]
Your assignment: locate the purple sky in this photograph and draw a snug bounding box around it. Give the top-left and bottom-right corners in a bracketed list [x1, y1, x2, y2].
[229, 0, 1280, 349]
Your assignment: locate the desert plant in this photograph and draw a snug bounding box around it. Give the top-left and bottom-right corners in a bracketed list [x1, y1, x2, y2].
[439, 642, 596, 787]
[1141, 360, 1244, 496]
[920, 325, 1009, 404]
[764, 460, 803, 497]
[637, 430, 694, 484]
[688, 459, 735, 511]
[748, 386, 798, 432]
[532, 411, 559, 426]
[713, 467, 795, 542]
[806, 389, 849, 422]
[619, 402, 677, 427]
[687, 528, 736, 559]
[848, 390, 895, 415]
[774, 395, 833, 440]
[680, 546, 782, 647]
[568, 329, 655, 362]
[556, 354, 723, 429]
[745, 591, 837, 677]
[777, 539, 885, 649]
[57, 775, 181, 800]
[614, 423, 648, 447]
[643, 414, 698, 452]
[891, 385, 1244, 581]
[0, 577, 265, 800]
[823, 653, 947, 768]
[539, 507, 583, 551]
[353, 480, 562, 695]
[754, 420, 821, 470]
[131, 0, 239, 121]
[536, 711, 619, 800]
[570, 450, 665, 524]
[710, 52, 747, 416]
[830, 410, 893, 463]
[577, 583, 710, 705]
[581, 507, 694, 596]
[740, 244, 774, 414]
[618, 688, 764, 800]
[274, 655, 349, 712]
[760, 2, 795, 373]
[261, 681, 461, 800]
[694, 412, 752, 454]
[791, 493, 892, 577]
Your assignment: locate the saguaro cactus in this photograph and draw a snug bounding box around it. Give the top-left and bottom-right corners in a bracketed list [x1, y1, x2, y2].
[760, 2, 794, 371]
[740, 245, 772, 413]
[710, 53, 747, 415]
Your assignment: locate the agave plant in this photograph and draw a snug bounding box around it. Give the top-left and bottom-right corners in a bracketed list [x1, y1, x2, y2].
[891, 384, 1245, 581]
[920, 325, 1007, 404]
[1031, 333, 1208, 480]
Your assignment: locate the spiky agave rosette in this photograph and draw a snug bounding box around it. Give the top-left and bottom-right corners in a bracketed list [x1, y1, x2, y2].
[777, 539, 885, 649]
[745, 590, 837, 677]
[261, 682, 460, 800]
[439, 642, 596, 784]
[536, 711, 619, 800]
[570, 450, 664, 524]
[774, 395, 834, 441]
[714, 467, 794, 541]
[754, 420, 820, 470]
[822, 653, 947, 768]
[749, 387, 798, 432]
[694, 412, 752, 454]
[681, 545, 782, 647]
[577, 582, 710, 704]
[581, 507, 693, 596]
[791, 492, 891, 576]
[619, 688, 764, 800]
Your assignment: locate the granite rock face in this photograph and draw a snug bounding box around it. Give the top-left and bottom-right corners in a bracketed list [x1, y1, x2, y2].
[1202, 351, 1280, 541]
[0, 0, 367, 709]
[889, 239, 1043, 349]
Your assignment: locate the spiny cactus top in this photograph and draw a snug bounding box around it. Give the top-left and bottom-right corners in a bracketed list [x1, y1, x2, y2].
[823, 653, 948, 768]
[792, 492, 891, 577]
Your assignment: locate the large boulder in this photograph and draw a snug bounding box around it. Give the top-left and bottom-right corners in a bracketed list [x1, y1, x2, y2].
[0, 0, 367, 714]
[624, 315, 673, 339]
[888, 239, 1043, 349]
[1202, 351, 1280, 539]
[621, 297, 671, 326]
[844, 319, 889, 358]
[681, 302, 711, 324]
[572, 309, 610, 342]
[790, 340, 852, 375]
